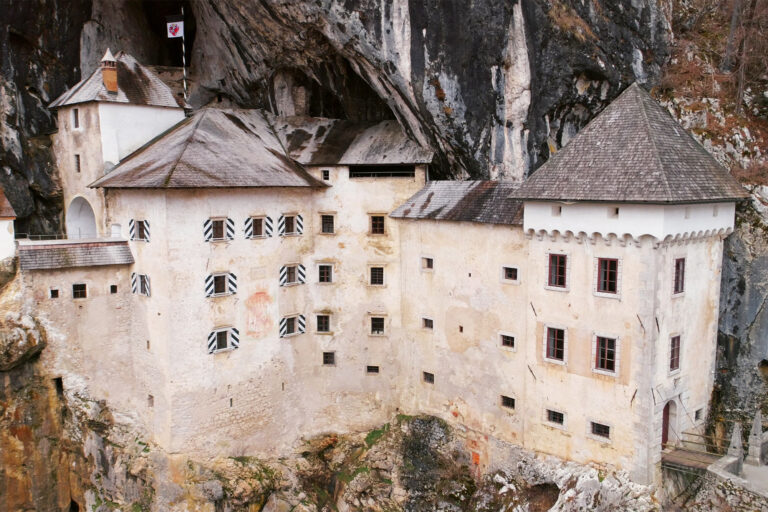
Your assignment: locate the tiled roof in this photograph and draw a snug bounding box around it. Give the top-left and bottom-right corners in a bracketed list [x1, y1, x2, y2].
[90, 109, 327, 189]
[18, 240, 134, 270]
[0, 189, 16, 218]
[272, 117, 434, 165]
[390, 181, 524, 226]
[509, 83, 749, 204]
[49, 51, 185, 109]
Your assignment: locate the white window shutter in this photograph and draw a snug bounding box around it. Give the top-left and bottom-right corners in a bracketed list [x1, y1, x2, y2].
[131, 272, 138, 294]
[279, 266, 287, 286]
[277, 215, 285, 236]
[226, 218, 235, 240]
[279, 317, 287, 338]
[204, 274, 214, 297]
[296, 214, 304, 234]
[207, 331, 217, 354]
[265, 216, 273, 237]
[203, 219, 213, 242]
[143, 220, 150, 242]
[230, 327, 240, 348]
[129, 220, 136, 240]
[244, 218, 253, 239]
[298, 314, 306, 334]
[298, 264, 306, 284]
[228, 273, 237, 294]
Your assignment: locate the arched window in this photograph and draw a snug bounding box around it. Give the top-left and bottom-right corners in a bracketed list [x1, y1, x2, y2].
[65, 197, 97, 239]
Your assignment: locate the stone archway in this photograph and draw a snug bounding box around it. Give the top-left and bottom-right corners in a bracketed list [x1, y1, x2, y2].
[65, 197, 97, 239]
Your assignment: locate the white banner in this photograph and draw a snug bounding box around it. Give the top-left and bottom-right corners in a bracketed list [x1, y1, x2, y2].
[167, 21, 184, 38]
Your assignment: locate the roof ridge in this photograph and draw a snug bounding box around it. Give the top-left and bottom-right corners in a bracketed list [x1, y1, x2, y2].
[637, 87, 673, 200]
[163, 110, 208, 187]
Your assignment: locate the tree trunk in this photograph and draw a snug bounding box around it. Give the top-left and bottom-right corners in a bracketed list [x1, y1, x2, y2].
[722, 0, 742, 72]
[735, 0, 758, 114]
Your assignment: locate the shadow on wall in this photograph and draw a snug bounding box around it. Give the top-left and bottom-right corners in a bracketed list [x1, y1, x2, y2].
[65, 197, 96, 239]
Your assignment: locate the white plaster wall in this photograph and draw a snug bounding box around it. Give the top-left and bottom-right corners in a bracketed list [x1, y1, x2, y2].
[98, 103, 185, 168]
[524, 201, 735, 241]
[0, 219, 15, 259]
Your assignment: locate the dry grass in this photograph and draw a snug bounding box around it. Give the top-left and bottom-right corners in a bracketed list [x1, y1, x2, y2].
[547, 1, 596, 43]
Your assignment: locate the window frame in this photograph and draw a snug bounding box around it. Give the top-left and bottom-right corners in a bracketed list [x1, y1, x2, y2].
[283, 215, 296, 235]
[422, 317, 434, 330]
[316, 314, 331, 334]
[283, 316, 298, 337]
[369, 214, 386, 235]
[369, 265, 385, 286]
[320, 214, 336, 235]
[74, 154, 81, 173]
[72, 283, 87, 299]
[422, 371, 435, 384]
[499, 332, 516, 351]
[592, 333, 619, 376]
[139, 274, 150, 296]
[500, 265, 520, 285]
[500, 395, 516, 410]
[545, 252, 569, 291]
[72, 108, 81, 130]
[669, 334, 682, 373]
[284, 265, 299, 286]
[318, 263, 333, 284]
[50, 288, 60, 299]
[322, 351, 336, 366]
[211, 273, 228, 296]
[248, 216, 267, 238]
[544, 408, 567, 430]
[594, 257, 621, 297]
[543, 325, 567, 365]
[208, 326, 239, 354]
[673, 257, 686, 295]
[588, 420, 612, 443]
[366, 365, 380, 375]
[370, 316, 386, 336]
[321, 169, 330, 181]
[421, 256, 434, 273]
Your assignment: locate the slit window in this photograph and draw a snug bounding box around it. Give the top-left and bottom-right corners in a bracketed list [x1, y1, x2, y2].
[670, 335, 681, 371]
[322, 352, 335, 366]
[349, 165, 415, 178]
[547, 409, 564, 425]
[591, 422, 611, 439]
[546, 327, 565, 361]
[500, 334, 515, 348]
[501, 395, 515, 409]
[674, 258, 686, 294]
[371, 317, 385, 335]
[548, 254, 567, 288]
[595, 336, 616, 372]
[74, 154, 81, 173]
[366, 365, 380, 374]
[72, 283, 87, 299]
[423, 371, 435, 384]
[318, 264, 333, 283]
[370, 266, 384, 285]
[370, 215, 385, 235]
[72, 108, 80, 129]
[322, 170, 330, 181]
[597, 258, 618, 294]
[316, 314, 330, 333]
[321, 215, 335, 234]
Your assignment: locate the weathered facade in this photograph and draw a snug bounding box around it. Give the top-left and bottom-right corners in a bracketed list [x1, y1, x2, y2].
[16, 55, 747, 486]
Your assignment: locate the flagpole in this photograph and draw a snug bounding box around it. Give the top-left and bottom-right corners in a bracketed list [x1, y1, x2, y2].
[181, 6, 187, 103]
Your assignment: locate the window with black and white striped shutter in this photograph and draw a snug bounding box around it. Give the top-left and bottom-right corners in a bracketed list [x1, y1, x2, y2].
[297, 314, 306, 334]
[131, 272, 138, 293]
[245, 217, 274, 239]
[230, 327, 240, 348]
[129, 219, 136, 240]
[204, 273, 237, 297]
[244, 217, 254, 239]
[279, 264, 306, 286]
[203, 219, 213, 242]
[129, 220, 150, 242]
[277, 215, 286, 236]
[207, 327, 240, 354]
[296, 214, 304, 234]
[279, 315, 306, 338]
[264, 216, 273, 237]
[140, 274, 151, 296]
[297, 264, 306, 283]
[225, 218, 235, 240]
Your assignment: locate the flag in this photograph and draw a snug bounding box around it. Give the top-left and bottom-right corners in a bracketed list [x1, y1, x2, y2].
[166, 15, 184, 38]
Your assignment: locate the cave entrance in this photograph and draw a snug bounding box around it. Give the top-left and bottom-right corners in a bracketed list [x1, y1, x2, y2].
[65, 197, 97, 239]
[69, 500, 80, 511]
[139, 0, 196, 67]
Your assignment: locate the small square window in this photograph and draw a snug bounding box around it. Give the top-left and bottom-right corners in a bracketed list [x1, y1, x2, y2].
[322, 351, 335, 366]
[422, 318, 433, 329]
[500, 334, 515, 348]
[319, 264, 333, 283]
[695, 408, 703, 421]
[547, 409, 564, 425]
[366, 365, 380, 374]
[110, 285, 118, 294]
[371, 317, 385, 335]
[502, 266, 518, 282]
[422, 257, 434, 270]
[423, 371, 435, 384]
[72, 283, 87, 299]
[674, 258, 685, 294]
[501, 395, 515, 409]
[316, 314, 330, 333]
[370, 266, 384, 285]
[321, 215, 335, 234]
[213, 274, 227, 294]
[322, 170, 330, 181]
[284, 215, 296, 234]
[74, 154, 81, 173]
[370, 215, 385, 235]
[211, 219, 225, 240]
[591, 421, 611, 439]
[50, 289, 59, 299]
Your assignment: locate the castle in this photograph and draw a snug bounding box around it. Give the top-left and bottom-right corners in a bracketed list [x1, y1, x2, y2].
[12, 50, 747, 486]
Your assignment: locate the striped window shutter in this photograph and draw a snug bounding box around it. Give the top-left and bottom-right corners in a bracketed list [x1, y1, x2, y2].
[298, 314, 306, 334]
[244, 218, 253, 239]
[204, 274, 214, 297]
[279, 317, 288, 338]
[141, 275, 151, 297]
[279, 265, 288, 286]
[226, 218, 235, 240]
[277, 215, 285, 236]
[297, 264, 306, 284]
[265, 216, 273, 237]
[296, 214, 304, 234]
[230, 327, 240, 348]
[131, 272, 138, 293]
[228, 273, 237, 294]
[142, 220, 150, 242]
[203, 219, 213, 241]
[129, 220, 136, 240]
[207, 331, 217, 354]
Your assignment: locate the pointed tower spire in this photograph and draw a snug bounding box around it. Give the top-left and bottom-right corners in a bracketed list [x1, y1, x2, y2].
[728, 422, 744, 475]
[101, 48, 118, 94]
[746, 410, 763, 466]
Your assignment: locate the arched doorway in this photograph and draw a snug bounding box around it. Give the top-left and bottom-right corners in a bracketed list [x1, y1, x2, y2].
[662, 400, 678, 449]
[65, 197, 97, 239]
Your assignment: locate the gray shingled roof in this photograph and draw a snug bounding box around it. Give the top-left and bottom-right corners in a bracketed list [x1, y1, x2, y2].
[272, 116, 434, 165]
[509, 83, 749, 204]
[49, 51, 185, 109]
[18, 240, 134, 270]
[90, 109, 326, 189]
[391, 181, 523, 225]
[0, 189, 16, 218]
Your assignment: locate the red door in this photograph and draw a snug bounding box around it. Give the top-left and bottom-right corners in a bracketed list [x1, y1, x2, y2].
[662, 402, 670, 448]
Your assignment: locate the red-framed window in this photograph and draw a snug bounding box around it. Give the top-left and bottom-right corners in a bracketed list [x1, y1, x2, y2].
[597, 258, 618, 293]
[670, 335, 681, 371]
[548, 254, 567, 288]
[674, 258, 685, 294]
[546, 327, 565, 361]
[595, 336, 616, 372]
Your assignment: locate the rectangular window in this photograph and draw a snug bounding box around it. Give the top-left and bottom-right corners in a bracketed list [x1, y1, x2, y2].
[110, 285, 118, 294]
[670, 335, 681, 371]
[321, 215, 335, 234]
[251, 217, 264, 237]
[674, 258, 685, 294]
[501, 395, 516, 409]
[139, 275, 150, 296]
[215, 331, 228, 351]
[211, 219, 225, 240]
[50, 289, 59, 299]
[423, 371, 435, 384]
[349, 165, 415, 178]
[595, 336, 616, 372]
[73, 108, 80, 128]
[285, 316, 296, 336]
[371, 317, 385, 335]
[370, 266, 384, 285]
[322, 352, 335, 366]
[500, 334, 515, 348]
[72, 283, 87, 299]
[422, 318, 433, 329]
[591, 422, 611, 439]
[502, 266, 519, 282]
[316, 315, 330, 333]
[370, 215, 385, 234]
[546, 327, 565, 361]
[286, 265, 297, 284]
[547, 409, 564, 425]
[597, 258, 618, 294]
[548, 254, 567, 288]
[136, 220, 148, 241]
[322, 170, 330, 181]
[695, 408, 703, 421]
[366, 365, 380, 374]
[318, 264, 333, 283]
[74, 154, 81, 173]
[284, 215, 296, 234]
[422, 257, 434, 270]
[213, 274, 227, 294]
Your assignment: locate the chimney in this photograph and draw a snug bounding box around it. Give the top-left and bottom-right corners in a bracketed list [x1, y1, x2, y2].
[101, 48, 118, 94]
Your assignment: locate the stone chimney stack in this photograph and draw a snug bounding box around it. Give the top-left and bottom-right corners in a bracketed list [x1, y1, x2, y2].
[101, 48, 118, 94]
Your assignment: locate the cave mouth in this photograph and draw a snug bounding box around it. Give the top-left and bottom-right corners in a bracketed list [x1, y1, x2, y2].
[139, 0, 196, 67]
[527, 482, 560, 512]
[758, 359, 768, 378]
[69, 499, 80, 512]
